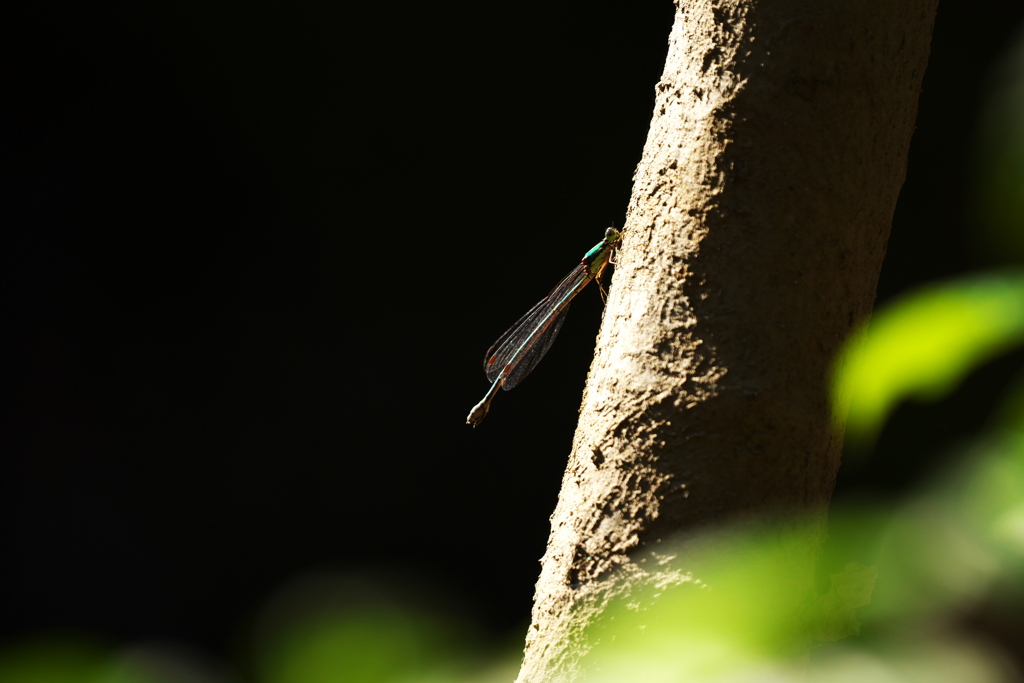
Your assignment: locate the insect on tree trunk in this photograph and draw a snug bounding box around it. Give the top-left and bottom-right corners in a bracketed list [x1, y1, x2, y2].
[516, 1, 939, 681]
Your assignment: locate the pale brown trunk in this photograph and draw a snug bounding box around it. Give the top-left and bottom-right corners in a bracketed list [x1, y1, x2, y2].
[516, 1, 938, 680]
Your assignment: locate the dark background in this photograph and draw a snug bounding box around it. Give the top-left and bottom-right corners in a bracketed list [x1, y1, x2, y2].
[4, 0, 1024, 661]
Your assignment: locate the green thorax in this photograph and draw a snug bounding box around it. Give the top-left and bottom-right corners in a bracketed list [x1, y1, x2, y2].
[583, 227, 622, 276]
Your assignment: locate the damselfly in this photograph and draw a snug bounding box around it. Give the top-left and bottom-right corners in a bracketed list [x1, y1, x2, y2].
[466, 226, 622, 426]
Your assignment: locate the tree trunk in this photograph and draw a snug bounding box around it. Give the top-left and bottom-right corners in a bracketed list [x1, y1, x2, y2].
[516, 1, 938, 680]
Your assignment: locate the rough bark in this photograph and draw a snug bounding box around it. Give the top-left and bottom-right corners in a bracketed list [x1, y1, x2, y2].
[516, 1, 938, 680]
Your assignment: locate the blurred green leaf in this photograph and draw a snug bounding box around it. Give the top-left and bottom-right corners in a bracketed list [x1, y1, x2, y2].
[0, 637, 109, 683]
[808, 636, 1014, 683]
[570, 501, 1018, 682]
[250, 574, 486, 683]
[258, 607, 459, 683]
[936, 428, 1024, 576]
[578, 523, 837, 681]
[833, 272, 1024, 445]
[811, 562, 877, 644]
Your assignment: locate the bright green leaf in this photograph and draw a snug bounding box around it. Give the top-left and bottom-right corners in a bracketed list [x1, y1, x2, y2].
[833, 272, 1024, 444]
